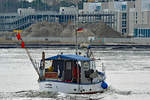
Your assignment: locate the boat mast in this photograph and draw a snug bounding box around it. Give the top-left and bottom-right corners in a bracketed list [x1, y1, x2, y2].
[75, 1, 79, 55]
[75, 28, 78, 55]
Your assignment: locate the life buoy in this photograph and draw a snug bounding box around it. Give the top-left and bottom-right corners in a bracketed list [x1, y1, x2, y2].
[101, 81, 108, 89]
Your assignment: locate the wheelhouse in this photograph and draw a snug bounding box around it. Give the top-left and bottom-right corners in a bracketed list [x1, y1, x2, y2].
[39, 54, 101, 84]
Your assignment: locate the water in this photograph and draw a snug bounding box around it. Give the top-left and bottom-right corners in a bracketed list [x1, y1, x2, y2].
[0, 48, 150, 100]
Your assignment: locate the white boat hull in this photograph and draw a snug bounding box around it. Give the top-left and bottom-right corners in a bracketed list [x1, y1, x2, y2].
[39, 80, 105, 94]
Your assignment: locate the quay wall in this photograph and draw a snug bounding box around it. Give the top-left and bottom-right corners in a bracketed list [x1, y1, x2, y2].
[10, 37, 150, 45]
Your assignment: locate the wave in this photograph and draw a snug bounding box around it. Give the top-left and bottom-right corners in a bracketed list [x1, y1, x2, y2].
[0, 90, 58, 99]
[1, 87, 150, 100]
[0, 90, 108, 100]
[107, 86, 150, 96]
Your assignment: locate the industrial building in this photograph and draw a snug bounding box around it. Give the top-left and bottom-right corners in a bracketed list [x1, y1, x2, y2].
[0, 0, 150, 38]
[0, 0, 116, 32]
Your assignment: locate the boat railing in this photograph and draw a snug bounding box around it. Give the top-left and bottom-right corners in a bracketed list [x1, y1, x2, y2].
[102, 63, 105, 74]
[34, 59, 40, 73]
[94, 58, 105, 73]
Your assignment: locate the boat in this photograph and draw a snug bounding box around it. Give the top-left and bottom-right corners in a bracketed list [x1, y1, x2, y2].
[38, 46, 108, 94]
[36, 5, 108, 93]
[15, 19, 108, 94]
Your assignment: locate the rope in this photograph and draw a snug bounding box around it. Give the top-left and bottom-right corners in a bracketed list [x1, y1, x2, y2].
[17, 32, 40, 77]
[25, 48, 40, 77]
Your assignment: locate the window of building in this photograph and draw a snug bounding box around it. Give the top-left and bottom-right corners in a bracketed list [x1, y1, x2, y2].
[122, 21, 126, 27]
[122, 28, 126, 35]
[136, 20, 137, 24]
[134, 28, 150, 37]
[136, 12, 138, 17]
[134, 28, 138, 37]
[122, 13, 127, 19]
[145, 29, 148, 37]
[95, 6, 101, 11]
[122, 5, 127, 11]
[148, 29, 150, 37]
[141, 29, 145, 37]
[149, 4, 150, 10]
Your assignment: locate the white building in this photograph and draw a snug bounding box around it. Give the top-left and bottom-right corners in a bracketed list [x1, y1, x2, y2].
[83, 2, 102, 14]
[128, 0, 150, 37]
[59, 6, 78, 15]
[135, 0, 150, 25]
[107, 1, 128, 36]
[17, 7, 35, 16]
[101, 0, 137, 36]
[86, 0, 150, 37]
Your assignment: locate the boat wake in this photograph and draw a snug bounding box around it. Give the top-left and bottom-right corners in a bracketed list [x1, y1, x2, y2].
[0, 90, 107, 99]
[0, 87, 150, 99]
[0, 90, 58, 99]
[108, 86, 150, 96]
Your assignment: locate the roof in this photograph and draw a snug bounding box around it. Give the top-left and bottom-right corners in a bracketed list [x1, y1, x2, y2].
[45, 54, 91, 61]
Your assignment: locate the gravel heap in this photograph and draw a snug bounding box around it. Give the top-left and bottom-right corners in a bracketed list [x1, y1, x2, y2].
[23, 21, 122, 38]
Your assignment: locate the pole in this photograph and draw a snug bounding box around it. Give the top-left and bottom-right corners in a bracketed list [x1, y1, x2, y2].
[42, 51, 45, 80]
[75, 1, 79, 55]
[75, 29, 78, 54]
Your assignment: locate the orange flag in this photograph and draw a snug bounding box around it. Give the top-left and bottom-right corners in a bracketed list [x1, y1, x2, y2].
[17, 32, 21, 40]
[21, 40, 25, 48]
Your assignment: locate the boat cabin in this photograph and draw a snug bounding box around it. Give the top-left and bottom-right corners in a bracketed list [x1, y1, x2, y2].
[39, 54, 99, 84]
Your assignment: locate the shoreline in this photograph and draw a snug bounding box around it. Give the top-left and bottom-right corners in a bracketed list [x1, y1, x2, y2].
[1, 43, 150, 48]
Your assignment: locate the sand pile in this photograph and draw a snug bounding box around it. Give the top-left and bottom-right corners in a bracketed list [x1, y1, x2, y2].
[23, 22, 63, 37]
[23, 21, 122, 38]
